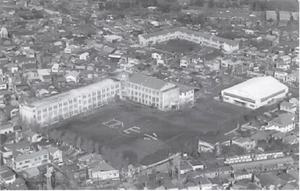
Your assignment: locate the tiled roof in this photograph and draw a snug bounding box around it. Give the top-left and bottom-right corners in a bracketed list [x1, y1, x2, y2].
[281, 101, 294, 108]
[129, 73, 175, 90]
[269, 113, 294, 127]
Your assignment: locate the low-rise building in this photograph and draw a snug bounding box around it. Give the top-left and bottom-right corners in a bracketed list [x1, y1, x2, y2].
[65, 70, 80, 83]
[232, 137, 256, 151]
[6, 149, 50, 172]
[234, 171, 252, 181]
[280, 101, 298, 114]
[0, 165, 16, 185]
[265, 113, 295, 133]
[0, 123, 14, 135]
[88, 161, 119, 181]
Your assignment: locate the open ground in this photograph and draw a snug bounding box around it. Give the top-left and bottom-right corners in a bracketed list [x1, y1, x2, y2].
[56, 96, 249, 161]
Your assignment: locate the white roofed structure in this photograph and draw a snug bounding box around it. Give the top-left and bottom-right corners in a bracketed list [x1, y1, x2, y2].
[221, 76, 288, 109]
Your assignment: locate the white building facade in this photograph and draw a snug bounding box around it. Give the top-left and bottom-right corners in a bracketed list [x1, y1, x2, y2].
[221, 76, 288, 109]
[138, 28, 239, 52]
[19, 79, 121, 127]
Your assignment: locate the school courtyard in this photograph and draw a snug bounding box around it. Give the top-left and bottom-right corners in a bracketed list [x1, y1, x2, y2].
[57, 96, 248, 161]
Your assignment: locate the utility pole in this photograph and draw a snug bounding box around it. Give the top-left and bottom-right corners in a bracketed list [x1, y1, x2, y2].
[45, 165, 53, 190]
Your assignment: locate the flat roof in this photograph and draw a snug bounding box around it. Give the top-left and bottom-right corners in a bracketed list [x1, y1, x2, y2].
[25, 79, 119, 108]
[222, 76, 288, 101]
[140, 27, 239, 46]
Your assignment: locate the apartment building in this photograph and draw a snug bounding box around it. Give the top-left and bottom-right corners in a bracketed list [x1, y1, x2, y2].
[6, 149, 49, 172]
[138, 28, 239, 52]
[20, 79, 121, 126]
[127, 73, 180, 111]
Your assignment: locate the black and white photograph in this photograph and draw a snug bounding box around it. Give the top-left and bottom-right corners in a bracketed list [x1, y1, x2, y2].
[0, 0, 299, 190]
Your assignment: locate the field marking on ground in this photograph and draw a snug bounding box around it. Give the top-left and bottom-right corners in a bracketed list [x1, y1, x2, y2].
[123, 126, 141, 134]
[161, 133, 184, 145]
[103, 118, 124, 129]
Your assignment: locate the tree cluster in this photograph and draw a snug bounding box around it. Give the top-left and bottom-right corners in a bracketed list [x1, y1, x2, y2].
[101, 146, 130, 170]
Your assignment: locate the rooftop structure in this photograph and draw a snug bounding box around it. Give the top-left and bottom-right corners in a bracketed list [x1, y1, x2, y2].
[221, 76, 288, 109]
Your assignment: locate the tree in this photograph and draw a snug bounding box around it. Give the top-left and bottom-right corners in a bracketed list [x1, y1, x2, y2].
[208, 0, 215, 8]
[257, 140, 268, 150]
[122, 150, 138, 165]
[76, 137, 82, 149]
[81, 139, 89, 151]
[87, 140, 94, 153]
[0, 134, 7, 145]
[94, 142, 100, 154]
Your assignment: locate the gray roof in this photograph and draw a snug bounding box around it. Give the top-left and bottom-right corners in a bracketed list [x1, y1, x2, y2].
[129, 73, 175, 91]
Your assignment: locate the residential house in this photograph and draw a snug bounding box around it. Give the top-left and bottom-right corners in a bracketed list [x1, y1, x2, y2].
[198, 140, 215, 153]
[279, 55, 291, 65]
[18, 130, 42, 143]
[280, 182, 299, 190]
[0, 165, 16, 185]
[280, 101, 298, 114]
[189, 160, 204, 171]
[286, 70, 299, 83]
[180, 56, 191, 68]
[184, 181, 199, 190]
[282, 135, 298, 145]
[271, 131, 286, 140]
[277, 173, 297, 184]
[254, 173, 286, 190]
[234, 171, 252, 181]
[276, 61, 290, 71]
[65, 70, 80, 83]
[151, 53, 162, 60]
[7, 63, 19, 74]
[164, 181, 178, 190]
[175, 83, 195, 106]
[265, 113, 295, 133]
[274, 70, 288, 82]
[218, 166, 232, 177]
[6, 149, 49, 172]
[0, 122, 14, 134]
[198, 177, 213, 190]
[179, 163, 193, 175]
[47, 146, 63, 164]
[21, 63, 37, 73]
[292, 56, 299, 65]
[4, 141, 31, 156]
[3, 105, 19, 119]
[88, 161, 119, 181]
[232, 137, 256, 151]
[79, 52, 89, 60]
[64, 44, 78, 54]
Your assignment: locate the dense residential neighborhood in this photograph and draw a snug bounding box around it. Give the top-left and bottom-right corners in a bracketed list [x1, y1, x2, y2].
[0, 0, 299, 190]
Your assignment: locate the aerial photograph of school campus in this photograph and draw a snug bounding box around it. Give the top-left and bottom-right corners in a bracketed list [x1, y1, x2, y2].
[0, 0, 299, 190]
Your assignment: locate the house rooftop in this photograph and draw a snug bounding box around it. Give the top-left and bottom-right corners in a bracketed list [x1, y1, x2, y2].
[269, 113, 294, 127]
[14, 149, 48, 162]
[280, 101, 294, 108]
